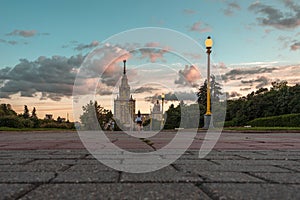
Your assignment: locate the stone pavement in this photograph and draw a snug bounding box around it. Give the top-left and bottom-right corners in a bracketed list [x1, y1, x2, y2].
[0, 131, 299, 199]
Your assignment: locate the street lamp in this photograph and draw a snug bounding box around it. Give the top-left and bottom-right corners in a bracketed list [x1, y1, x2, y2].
[161, 93, 165, 130]
[203, 36, 213, 129]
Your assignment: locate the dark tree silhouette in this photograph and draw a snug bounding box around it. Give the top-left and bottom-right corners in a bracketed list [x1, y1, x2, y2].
[23, 105, 30, 119]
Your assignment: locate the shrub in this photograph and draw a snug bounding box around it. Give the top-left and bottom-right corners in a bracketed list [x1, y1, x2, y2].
[0, 116, 25, 128]
[249, 113, 300, 127]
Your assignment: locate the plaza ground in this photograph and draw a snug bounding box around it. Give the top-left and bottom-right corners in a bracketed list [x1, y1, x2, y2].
[0, 130, 299, 199]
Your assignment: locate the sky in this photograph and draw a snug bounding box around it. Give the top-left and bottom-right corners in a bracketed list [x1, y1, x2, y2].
[0, 0, 300, 121]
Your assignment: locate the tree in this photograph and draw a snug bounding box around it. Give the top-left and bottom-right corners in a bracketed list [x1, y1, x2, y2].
[197, 75, 223, 105]
[23, 105, 30, 119]
[80, 101, 113, 130]
[31, 107, 37, 118]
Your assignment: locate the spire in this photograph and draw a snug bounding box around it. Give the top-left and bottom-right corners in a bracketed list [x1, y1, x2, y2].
[123, 60, 126, 75]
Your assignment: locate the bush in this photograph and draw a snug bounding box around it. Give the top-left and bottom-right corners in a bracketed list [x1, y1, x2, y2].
[249, 113, 300, 127]
[0, 116, 25, 128]
[40, 122, 74, 129]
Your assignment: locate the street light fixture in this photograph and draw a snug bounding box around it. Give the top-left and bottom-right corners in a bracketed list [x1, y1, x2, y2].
[203, 36, 213, 129]
[161, 93, 165, 130]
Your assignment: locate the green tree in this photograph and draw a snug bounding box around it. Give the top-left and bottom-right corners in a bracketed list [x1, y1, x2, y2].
[80, 101, 113, 130]
[31, 107, 37, 118]
[23, 105, 30, 119]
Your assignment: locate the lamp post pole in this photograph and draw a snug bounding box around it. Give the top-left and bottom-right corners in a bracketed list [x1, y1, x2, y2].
[161, 93, 165, 130]
[203, 36, 213, 129]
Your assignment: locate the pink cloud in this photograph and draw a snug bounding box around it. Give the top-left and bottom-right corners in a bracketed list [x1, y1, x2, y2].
[190, 21, 212, 33]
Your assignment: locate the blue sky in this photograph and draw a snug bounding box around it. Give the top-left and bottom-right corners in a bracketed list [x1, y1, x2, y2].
[1, 0, 300, 119]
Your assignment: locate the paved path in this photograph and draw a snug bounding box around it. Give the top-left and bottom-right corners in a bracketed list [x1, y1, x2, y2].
[0, 131, 299, 199]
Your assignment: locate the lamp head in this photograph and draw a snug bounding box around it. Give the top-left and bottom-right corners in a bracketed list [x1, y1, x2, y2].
[161, 93, 165, 99]
[205, 36, 213, 49]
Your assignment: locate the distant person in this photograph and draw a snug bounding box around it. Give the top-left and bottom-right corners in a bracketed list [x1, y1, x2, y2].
[135, 110, 142, 132]
[111, 121, 115, 131]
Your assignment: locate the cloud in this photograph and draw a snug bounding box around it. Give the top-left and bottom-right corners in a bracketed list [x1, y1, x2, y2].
[223, 1, 241, 16]
[183, 9, 197, 15]
[6, 30, 37, 37]
[0, 55, 84, 101]
[0, 39, 19, 45]
[189, 21, 212, 33]
[222, 67, 277, 82]
[137, 42, 170, 63]
[291, 41, 300, 51]
[240, 87, 252, 91]
[226, 91, 242, 99]
[248, 1, 300, 29]
[175, 65, 201, 88]
[145, 91, 197, 103]
[132, 86, 158, 94]
[241, 76, 269, 89]
[74, 40, 99, 51]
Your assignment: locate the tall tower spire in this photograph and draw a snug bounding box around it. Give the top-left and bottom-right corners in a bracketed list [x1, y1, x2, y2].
[123, 60, 126, 75]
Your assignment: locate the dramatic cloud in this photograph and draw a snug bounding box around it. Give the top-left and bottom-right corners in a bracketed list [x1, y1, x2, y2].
[249, 0, 300, 29]
[175, 65, 201, 87]
[222, 67, 277, 82]
[291, 41, 300, 51]
[240, 87, 252, 91]
[0, 55, 84, 100]
[223, 1, 241, 16]
[189, 21, 212, 33]
[6, 30, 37, 37]
[226, 91, 242, 99]
[241, 76, 269, 89]
[138, 42, 170, 63]
[132, 86, 158, 94]
[145, 91, 197, 103]
[74, 40, 99, 51]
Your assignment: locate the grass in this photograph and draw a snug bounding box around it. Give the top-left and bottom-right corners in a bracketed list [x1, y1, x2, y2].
[223, 126, 300, 131]
[0, 127, 76, 131]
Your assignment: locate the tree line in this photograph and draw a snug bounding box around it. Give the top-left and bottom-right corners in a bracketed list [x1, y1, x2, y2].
[0, 104, 74, 129]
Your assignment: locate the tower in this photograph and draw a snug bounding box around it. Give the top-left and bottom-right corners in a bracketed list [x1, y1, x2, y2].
[114, 60, 136, 129]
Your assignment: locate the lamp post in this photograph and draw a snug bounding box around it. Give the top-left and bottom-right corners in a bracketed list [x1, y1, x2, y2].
[161, 93, 165, 130]
[203, 36, 213, 129]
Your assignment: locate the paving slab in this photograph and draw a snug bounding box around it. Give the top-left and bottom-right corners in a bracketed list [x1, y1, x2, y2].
[120, 166, 202, 183]
[249, 172, 300, 184]
[52, 171, 119, 183]
[20, 183, 212, 200]
[0, 184, 34, 200]
[201, 183, 300, 200]
[198, 171, 264, 183]
[0, 131, 299, 199]
[0, 172, 55, 183]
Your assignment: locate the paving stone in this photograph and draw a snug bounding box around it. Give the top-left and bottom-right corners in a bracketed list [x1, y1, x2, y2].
[121, 166, 202, 183]
[280, 165, 300, 172]
[0, 164, 66, 172]
[0, 159, 33, 165]
[0, 184, 34, 200]
[29, 159, 77, 165]
[175, 163, 290, 173]
[52, 171, 119, 183]
[21, 183, 211, 200]
[201, 183, 300, 200]
[75, 159, 121, 165]
[198, 171, 264, 183]
[250, 172, 300, 184]
[213, 159, 300, 167]
[66, 163, 115, 172]
[0, 172, 55, 183]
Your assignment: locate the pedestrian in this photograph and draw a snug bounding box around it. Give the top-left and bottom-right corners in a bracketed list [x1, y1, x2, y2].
[111, 121, 115, 131]
[135, 110, 142, 132]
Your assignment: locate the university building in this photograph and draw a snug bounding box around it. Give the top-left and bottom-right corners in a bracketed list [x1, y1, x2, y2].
[114, 60, 136, 129]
